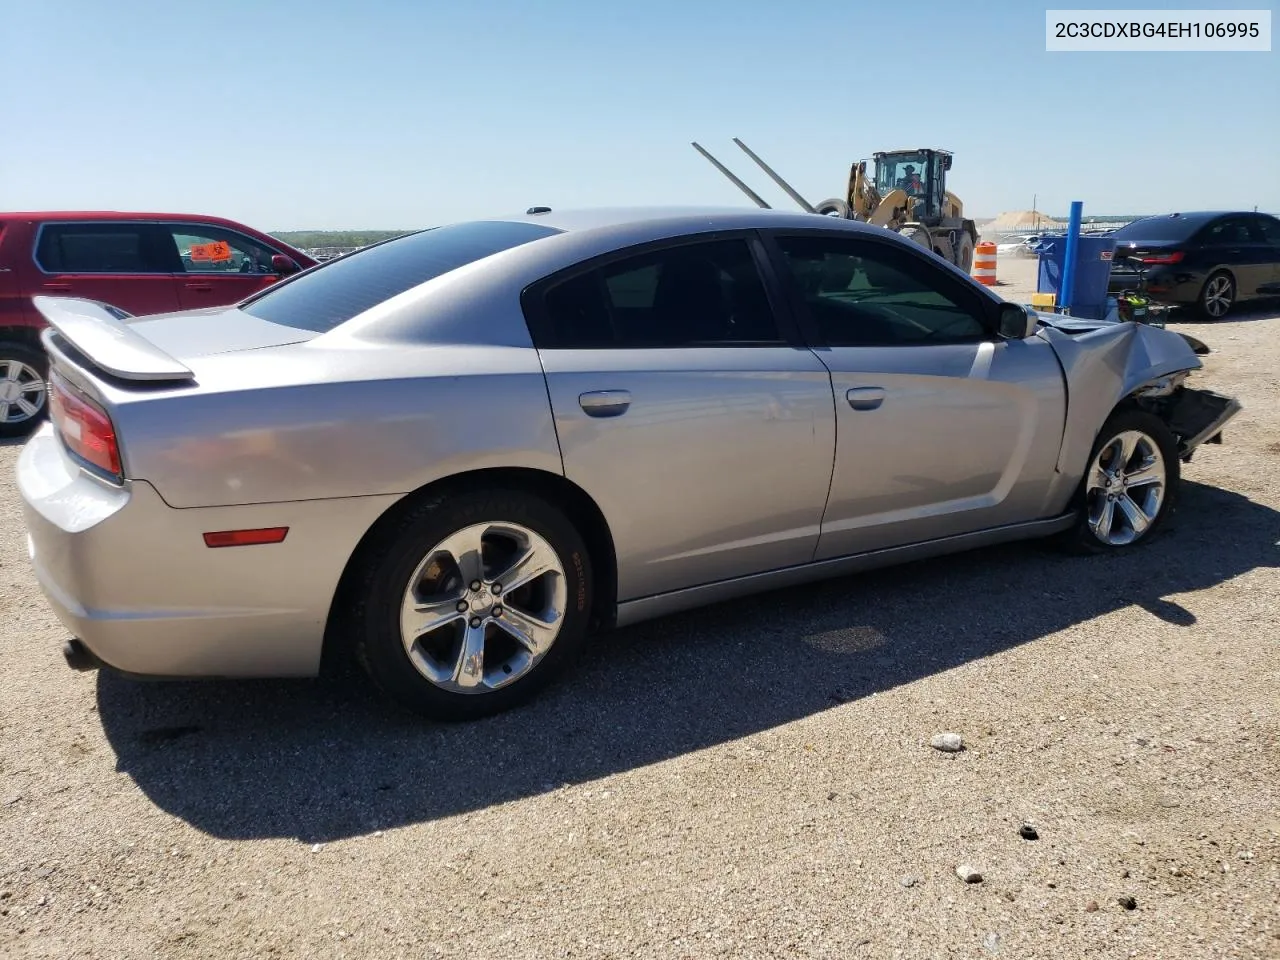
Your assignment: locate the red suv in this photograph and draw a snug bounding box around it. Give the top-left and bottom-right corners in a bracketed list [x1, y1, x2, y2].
[0, 211, 317, 437]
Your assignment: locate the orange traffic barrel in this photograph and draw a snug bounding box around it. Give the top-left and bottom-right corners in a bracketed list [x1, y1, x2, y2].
[973, 241, 997, 285]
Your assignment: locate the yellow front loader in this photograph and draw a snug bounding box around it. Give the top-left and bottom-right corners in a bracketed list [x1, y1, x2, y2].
[693, 139, 978, 272]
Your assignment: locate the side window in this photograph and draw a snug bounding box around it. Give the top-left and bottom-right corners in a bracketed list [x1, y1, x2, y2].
[532, 238, 783, 348]
[1201, 218, 1253, 245]
[34, 223, 173, 274]
[1250, 215, 1280, 246]
[774, 235, 990, 346]
[167, 225, 278, 274]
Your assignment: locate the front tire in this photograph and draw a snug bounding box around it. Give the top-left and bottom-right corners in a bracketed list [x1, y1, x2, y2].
[899, 225, 932, 250]
[351, 487, 593, 720]
[1060, 409, 1180, 554]
[0, 342, 49, 439]
[1198, 271, 1234, 320]
[954, 231, 975, 273]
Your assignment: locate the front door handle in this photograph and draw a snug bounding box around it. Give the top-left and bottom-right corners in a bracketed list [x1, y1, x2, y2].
[185, 282, 213, 292]
[42, 282, 72, 291]
[846, 387, 885, 411]
[579, 390, 631, 418]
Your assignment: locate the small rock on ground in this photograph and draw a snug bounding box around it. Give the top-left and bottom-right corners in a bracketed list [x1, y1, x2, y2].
[930, 733, 964, 752]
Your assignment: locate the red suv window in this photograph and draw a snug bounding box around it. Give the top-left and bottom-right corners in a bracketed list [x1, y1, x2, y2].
[35, 223, 175, 273]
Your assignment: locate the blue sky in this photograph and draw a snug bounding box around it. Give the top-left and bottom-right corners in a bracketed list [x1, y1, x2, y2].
[2, 0, 1276, 230]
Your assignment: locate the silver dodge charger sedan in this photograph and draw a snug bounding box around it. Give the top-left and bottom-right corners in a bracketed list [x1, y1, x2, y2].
[16, 207, 1241, 720]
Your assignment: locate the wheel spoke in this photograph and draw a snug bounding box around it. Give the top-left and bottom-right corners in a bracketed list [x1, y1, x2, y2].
[1125, 460, 1162, 488]
[451, 622, 488, 689]
[495, 607, 559, 656]
[1117, 494, 1153, 536]
[493, 542, 557, 594]
[20, 380, 44, 394]
[15, 398, 40, 418]
[1087, 461, 1110, 492]
[1117, 432, 1139, 469]
[400, 596, 466, 650]
[435, 525, 487, 586]
[0, 402, 10, 422]
[1091, 497, 1117, 539]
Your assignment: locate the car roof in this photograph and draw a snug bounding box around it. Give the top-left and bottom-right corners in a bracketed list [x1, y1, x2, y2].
[1127, 211, 1251, 224]
[0, 210, 271, 228]
[476, 205, 883, 236]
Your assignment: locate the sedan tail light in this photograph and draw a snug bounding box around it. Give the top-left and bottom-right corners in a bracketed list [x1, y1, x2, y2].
[48, 369, 122, 480]
[1140, 250, 1184, 264]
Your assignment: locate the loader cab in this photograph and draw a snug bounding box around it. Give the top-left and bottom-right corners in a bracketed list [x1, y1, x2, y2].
[873, 148, 952, 221]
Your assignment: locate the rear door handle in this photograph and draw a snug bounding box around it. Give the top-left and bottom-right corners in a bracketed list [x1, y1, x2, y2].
[42, 282, 72, 291]
[185, 282, 213, 291]
[846, 387, 885, 411]
[579, 390, 631, 418]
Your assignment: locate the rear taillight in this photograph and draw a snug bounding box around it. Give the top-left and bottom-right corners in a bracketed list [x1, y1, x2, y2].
[48, 370, 122, 480]
[1140, 250, 1184, 264]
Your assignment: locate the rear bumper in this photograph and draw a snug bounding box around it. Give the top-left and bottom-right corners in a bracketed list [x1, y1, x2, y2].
[1107, 267, 1204, 305]
[17, 424, 399, 678]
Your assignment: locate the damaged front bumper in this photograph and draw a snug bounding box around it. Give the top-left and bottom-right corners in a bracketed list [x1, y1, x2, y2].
[1163, 387, 1242, 461]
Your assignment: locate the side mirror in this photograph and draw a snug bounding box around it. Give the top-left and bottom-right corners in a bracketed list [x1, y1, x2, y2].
[270, 254, 300, 275]
[997, 302, 1038, 340]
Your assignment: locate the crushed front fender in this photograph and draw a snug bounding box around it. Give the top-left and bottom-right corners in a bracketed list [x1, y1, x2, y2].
[1036, 318, 1241, 505]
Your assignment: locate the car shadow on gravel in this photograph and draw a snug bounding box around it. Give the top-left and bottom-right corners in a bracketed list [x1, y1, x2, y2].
[95, 479, 1280, 842]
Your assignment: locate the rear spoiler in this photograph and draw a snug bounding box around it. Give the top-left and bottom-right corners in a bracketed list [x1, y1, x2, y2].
[31, 296, 195, 383]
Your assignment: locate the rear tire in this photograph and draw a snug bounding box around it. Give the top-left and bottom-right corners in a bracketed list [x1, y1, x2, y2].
[1197, 271, 1234, 320]
[350, 486, 594, 720]
[1059, 409, 1180, 555]
[0, 342, 49, 439]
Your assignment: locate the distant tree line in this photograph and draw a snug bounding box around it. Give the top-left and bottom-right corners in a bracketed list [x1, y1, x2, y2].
[270, 230, 413, 249]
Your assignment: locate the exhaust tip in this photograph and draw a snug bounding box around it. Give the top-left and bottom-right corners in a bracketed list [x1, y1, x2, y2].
[61, 639, 101, 672]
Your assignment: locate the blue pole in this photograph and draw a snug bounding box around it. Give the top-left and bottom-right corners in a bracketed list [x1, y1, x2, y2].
[1059, 200, 1083, 313]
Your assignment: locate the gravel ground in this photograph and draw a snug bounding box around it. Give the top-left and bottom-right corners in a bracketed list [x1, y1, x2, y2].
[2, 258, 1277, 959]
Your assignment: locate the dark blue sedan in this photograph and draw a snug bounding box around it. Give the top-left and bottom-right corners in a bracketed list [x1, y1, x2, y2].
[1107, 210, 1280, 319]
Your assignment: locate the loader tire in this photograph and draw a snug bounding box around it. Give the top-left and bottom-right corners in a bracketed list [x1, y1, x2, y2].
[899, 225, 931, 250]
[816, 198, 852, 218]
[955, 232, 975, 273]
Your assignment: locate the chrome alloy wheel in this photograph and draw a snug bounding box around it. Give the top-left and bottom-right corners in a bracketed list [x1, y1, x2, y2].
[1086, 430, 1167, 546]
[399, 522, 568, 693]
[1202, 275, 1233, 318]
[0, 359, 45, 425]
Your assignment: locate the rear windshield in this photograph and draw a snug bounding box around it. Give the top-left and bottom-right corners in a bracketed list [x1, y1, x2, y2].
[240, 220, 561, 332]
[1108, 216, 1203, 242]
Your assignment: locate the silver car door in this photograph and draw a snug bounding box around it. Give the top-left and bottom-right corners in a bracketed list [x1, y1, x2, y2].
[765, 230, 1067, 561]
[522, 233, 837, 602]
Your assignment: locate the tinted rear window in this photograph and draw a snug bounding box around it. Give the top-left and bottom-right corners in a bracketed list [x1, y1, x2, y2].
[35, 223, 173, 273]
[240, 220, 561, 332]
[1108, 216, 1204, 242]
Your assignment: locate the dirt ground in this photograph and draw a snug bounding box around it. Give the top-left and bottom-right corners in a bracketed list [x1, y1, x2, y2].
[1, 258, 1277, 959]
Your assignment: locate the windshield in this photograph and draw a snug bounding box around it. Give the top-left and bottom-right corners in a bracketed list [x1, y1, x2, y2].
[875, 153, 929, 197]
[1109, 216, 1202, 242]
[240, 220, 561, 332]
